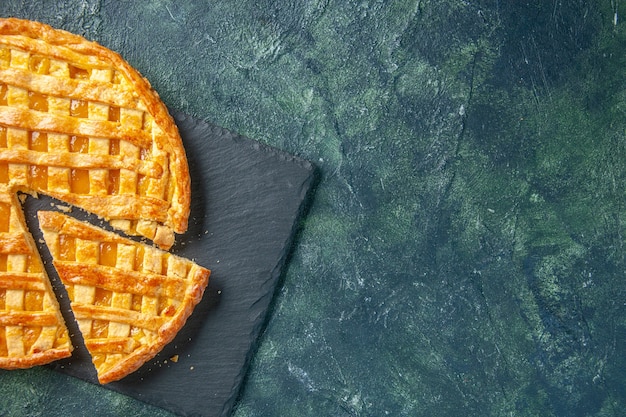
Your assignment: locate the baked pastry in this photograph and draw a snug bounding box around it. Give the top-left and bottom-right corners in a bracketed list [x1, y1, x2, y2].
[0, 17, 190, 248]
[0, 18, 200, 372]
[0, 191, 72, 368]
[39, 211, 209, 384]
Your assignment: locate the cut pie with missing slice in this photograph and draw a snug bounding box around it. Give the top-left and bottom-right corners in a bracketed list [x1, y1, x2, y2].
[39, 211, 210, 384]
[0, 18, 209, 378]
[0, 17, 191, 249]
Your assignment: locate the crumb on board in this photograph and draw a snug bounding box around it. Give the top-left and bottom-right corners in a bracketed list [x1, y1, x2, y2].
[55, 204, 72, 212]
[170, 354, 179, 363]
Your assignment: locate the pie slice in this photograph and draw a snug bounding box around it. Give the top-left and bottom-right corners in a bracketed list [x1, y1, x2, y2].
[0, 191, 72, 368]
[39, 211, 210, 384]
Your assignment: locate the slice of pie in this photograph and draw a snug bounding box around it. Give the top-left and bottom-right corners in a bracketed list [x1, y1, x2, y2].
[0, 18, 200, 370]
[39, 211, 210, 384]
[0, 191, 72, 368]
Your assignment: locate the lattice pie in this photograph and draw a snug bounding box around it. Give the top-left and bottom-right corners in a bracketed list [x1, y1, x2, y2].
[0, 18, 209, 380]
[0, 17, 190, 248]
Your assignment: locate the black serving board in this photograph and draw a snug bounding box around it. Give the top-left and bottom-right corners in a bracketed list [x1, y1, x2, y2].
[22, 111, 317, 417]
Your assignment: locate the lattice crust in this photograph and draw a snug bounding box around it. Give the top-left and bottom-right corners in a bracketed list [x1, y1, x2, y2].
[39, 211, 210, 384]
[0, 18, 191, 249]
[0, 190, 72, 368]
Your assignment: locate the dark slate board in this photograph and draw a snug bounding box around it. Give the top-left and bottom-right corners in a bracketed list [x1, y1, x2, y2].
[22, 111, 317, 417]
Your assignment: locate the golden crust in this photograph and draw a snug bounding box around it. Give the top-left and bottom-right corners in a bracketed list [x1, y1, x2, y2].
[39, 211, 209, 384]
[0, 346, 72, 370]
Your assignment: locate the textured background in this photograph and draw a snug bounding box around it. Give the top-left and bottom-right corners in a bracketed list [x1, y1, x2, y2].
[1, 1, 626, 416]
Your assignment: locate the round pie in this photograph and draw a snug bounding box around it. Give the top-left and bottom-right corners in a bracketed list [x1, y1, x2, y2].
[0, 18, 209, 380]
[0, 17, 191, 248]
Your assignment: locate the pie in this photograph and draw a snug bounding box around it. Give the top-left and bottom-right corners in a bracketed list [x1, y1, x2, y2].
[0, 17, 190, 248]
[39, 211, 209, 384]
[0, 17, 209, 379]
